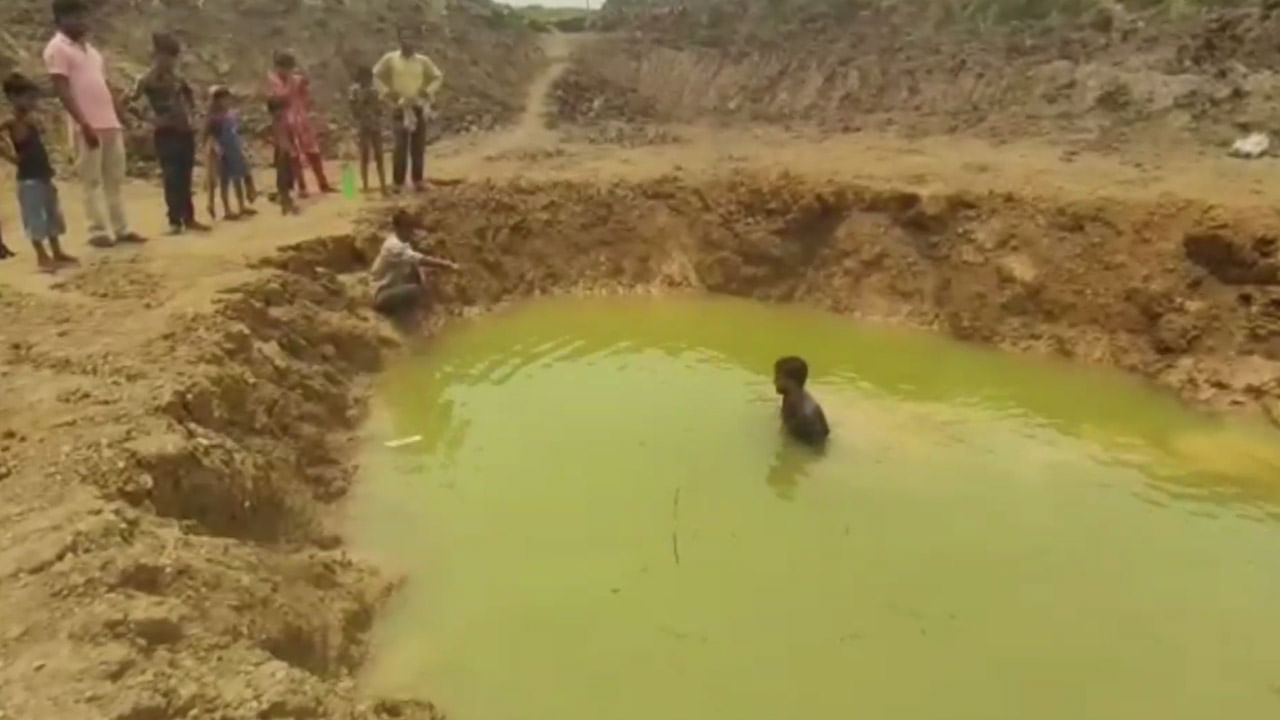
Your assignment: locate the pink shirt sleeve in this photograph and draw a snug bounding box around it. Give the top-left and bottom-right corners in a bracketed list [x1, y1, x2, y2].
[43, 39, 72, 77]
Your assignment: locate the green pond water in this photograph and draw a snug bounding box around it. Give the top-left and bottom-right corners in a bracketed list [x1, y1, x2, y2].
[352, 295, 1280, 720]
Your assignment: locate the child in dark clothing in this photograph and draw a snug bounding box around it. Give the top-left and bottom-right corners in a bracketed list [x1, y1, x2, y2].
[774, 356, 830, 446]
[348, 66, 386, 195]
[267, 96, 299, 215]
[1, 72, 75, 273]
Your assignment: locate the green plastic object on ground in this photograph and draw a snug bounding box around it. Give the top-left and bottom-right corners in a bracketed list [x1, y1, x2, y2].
[341, 162, 357, 199]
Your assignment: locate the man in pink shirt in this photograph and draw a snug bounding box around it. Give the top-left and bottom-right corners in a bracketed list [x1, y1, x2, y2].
[43, 0, 146, 247]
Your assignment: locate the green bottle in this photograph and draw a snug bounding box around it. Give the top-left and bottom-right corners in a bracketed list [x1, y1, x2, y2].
[341, 162, 357, 199]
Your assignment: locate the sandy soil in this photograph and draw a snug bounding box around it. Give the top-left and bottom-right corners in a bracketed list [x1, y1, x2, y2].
[3, 30, 1280, 719]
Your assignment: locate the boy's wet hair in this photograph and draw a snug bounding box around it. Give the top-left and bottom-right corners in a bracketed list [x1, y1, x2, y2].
[391, 209, 417, 232]
[2, 72, 39, 100]
[774, 356, 809, 387]
[211, 86, 231, 101]
[52, 0, 87, 20]
[152, 32, 180, 57]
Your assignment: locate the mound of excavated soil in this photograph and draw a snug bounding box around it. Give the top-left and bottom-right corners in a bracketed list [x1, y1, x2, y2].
[0, 239, 446, 718]
[561, 3, 1280, 151]
[0, 0, 540, 168]
[3, 170, 1278, 717]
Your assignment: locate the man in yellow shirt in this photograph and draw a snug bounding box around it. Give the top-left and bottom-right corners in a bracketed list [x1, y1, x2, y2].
[372, 26, 444, 192]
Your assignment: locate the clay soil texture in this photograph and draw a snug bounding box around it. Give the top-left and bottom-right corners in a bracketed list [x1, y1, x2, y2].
[559, 2, 1280, 152]
[4, 168, 1280, 717]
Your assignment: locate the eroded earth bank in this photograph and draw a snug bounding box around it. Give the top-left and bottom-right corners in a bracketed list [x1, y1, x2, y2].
[5, 3, 1280, 719]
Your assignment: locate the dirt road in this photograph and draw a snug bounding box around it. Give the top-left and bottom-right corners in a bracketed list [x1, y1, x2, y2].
[3, 29, 1280, 720]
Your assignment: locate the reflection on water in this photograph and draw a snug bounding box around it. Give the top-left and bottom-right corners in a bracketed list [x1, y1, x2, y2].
[766, 436, 824, 501]
[352, 295, 1280, 720]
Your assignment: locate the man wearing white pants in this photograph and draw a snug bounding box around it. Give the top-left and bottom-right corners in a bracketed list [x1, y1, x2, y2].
[43, 0, 145, 248]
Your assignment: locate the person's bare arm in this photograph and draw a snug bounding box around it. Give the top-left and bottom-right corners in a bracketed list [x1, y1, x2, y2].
[111, 83, 129, 129]
[420, 55, 444, 100]
[372, 53, 396, 101]
[418, 254, 459, 271]
[0, 123, 17, 165]
[50, 75, 99, 148]
[125, 73, 145, 105]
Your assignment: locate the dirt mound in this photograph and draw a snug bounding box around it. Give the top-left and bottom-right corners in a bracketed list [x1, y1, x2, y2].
[550, 57, 658, 126]
[0, 0, 540, 168]
[0, 235, 445, 719]
[562, 2, 1280, 150]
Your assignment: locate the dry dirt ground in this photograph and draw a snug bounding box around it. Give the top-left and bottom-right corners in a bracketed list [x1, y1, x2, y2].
[4, 29, 1280, 720]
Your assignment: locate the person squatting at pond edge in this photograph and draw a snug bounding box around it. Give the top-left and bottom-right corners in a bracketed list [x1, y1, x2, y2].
[370, 209, 460, 323]
[1, 72, 78, 273]
[205, 86, 257, 220]
[45, 0, 147, 248]
[774, 356, 830, 446]
[130, 31, 210, 235]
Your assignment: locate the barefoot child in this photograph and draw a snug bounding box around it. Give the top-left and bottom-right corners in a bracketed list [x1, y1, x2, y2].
[348, 66, 386, 195]
[131, 32, 208, 235]
[205, 87, 255, 220]
[1, 72, 76, 272]
[774, 356, 830, 446]
[203, 132, 220, 221]
[371, 209, 459, 322]
[268, 96, 299, 215]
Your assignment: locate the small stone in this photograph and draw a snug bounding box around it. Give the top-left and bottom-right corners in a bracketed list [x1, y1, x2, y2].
[996, 253, 1039, 288]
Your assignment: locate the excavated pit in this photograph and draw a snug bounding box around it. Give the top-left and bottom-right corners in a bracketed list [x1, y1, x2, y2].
[3, 172, 1279, 719]
[395, 173, 1280, 422]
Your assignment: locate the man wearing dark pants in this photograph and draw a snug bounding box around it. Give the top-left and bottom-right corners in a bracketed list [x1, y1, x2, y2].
[373, 26, 443, 192]
[392, 104, 426, 191]
[131, 32, 207, 234]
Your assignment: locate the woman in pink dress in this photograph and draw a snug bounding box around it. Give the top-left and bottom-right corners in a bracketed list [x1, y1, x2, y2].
[266, 51, 334, 196]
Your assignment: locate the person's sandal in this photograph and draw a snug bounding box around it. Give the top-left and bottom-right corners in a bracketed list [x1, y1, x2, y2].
[116, 232, 148, 244]
[88, 234, 114, 248]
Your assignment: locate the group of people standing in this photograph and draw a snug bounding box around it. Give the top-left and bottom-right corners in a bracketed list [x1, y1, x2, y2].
[0, 0, 446, 273]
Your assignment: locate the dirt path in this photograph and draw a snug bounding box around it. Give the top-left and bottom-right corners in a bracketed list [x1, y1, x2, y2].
[3, 28, 1280, 720]
[451, 31, 584, 160]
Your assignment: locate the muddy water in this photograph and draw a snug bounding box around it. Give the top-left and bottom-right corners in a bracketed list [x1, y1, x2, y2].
[353, 296, 1280, 720]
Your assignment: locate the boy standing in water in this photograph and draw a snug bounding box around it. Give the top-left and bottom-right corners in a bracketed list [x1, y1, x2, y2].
[774, 356, 830, 446]
[1, 72, 77, 272]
